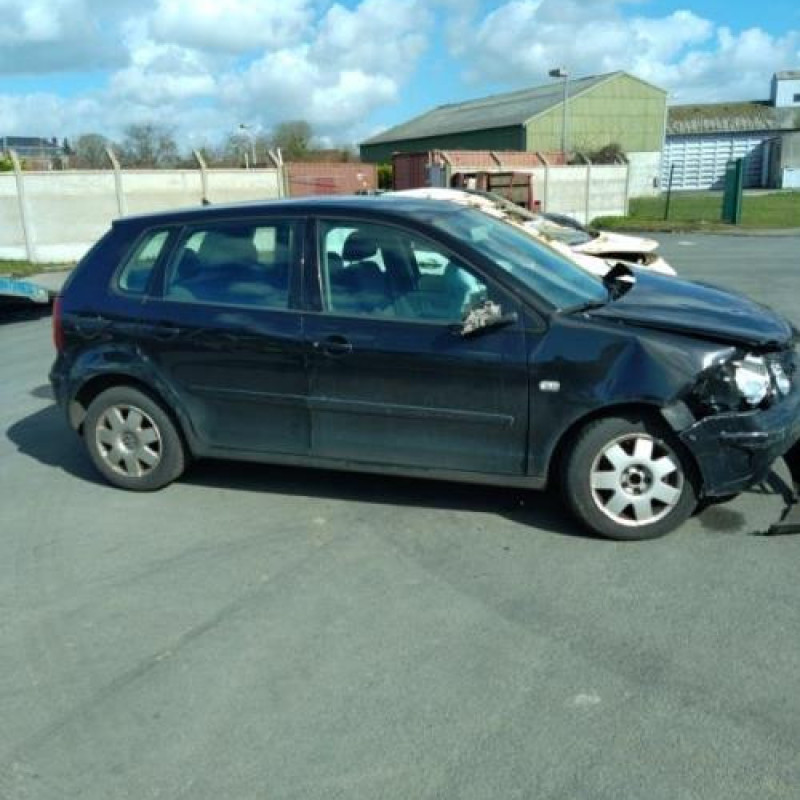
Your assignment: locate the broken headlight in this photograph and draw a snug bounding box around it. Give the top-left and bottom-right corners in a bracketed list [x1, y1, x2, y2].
[691, 353, 791, 414]
[769, 360, 792, 396]
[732, 355, 771, 406]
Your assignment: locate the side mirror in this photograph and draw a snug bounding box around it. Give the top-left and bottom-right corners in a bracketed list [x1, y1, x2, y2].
[461, 301, 518, 338]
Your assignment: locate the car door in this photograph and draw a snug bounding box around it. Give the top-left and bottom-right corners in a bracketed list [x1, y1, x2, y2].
[304, 217, 530, 476]
[135, 216, 310, 456]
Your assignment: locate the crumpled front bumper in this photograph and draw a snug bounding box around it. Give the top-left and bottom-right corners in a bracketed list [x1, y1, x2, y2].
[674, 381, 800, 497]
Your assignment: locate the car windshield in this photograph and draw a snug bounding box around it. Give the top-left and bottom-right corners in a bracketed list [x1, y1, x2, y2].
[428, 206, 608, 310]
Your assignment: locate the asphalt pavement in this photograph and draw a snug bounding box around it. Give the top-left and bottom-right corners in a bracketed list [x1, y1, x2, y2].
[1, 234, 800, 799]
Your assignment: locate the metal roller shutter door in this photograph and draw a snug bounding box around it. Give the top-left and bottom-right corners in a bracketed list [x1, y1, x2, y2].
[662, 134, 769, 190]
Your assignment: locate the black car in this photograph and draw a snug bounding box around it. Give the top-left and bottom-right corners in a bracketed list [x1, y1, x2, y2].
[50, 197, 800, 540]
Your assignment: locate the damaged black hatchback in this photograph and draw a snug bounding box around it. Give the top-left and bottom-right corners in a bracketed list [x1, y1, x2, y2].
[50, 197, 800, 540]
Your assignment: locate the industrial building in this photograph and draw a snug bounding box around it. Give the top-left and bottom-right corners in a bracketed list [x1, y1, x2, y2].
[360, 71, 667, 197]
[0, 136, 67, 169]
[663, 70, 800, 190]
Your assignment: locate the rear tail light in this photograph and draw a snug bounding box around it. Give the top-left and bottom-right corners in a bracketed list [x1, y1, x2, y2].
[52, 296, 64, 352]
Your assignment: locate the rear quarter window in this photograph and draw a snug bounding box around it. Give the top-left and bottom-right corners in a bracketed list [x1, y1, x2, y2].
[117, 230, 171, 294]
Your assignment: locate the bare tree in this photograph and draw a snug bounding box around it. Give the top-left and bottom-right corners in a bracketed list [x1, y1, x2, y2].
[224, 131, 253, 166]
[271, 120, 312, 160]
[73, 133, 112, 168]
[119, 123, 179, 168]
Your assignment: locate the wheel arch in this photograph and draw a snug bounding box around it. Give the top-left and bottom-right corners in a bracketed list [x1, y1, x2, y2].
[71, 372, 195, 456]
[546, 402, 700, 490]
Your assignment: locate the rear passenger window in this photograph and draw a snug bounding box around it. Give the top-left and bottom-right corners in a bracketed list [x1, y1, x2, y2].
[164, 221, 298, 309]
[118, 230, 170, 294]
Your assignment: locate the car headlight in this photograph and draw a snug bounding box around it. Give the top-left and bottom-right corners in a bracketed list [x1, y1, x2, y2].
[732, 355, 771, 406]
[769, 360, 792, 396]
[691, 352, 788, 413]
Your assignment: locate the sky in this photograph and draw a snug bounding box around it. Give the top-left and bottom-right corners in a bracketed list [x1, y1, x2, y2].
[0, 0, 799, 149]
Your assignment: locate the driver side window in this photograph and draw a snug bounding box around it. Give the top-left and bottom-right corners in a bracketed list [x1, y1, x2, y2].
[318, 220, 492, 323]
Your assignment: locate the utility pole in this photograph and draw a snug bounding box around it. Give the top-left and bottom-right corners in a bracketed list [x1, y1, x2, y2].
[549, 67, 569, 160]
[239, 123, 257, 168]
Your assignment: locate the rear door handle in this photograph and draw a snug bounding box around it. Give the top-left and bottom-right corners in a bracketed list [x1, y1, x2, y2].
[315, 335, 353, 357]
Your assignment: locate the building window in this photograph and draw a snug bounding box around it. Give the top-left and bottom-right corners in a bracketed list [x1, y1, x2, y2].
[794, 93, 800, 103]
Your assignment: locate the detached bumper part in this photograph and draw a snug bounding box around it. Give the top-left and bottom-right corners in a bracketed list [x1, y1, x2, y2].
[676, 384, 800, 498]
[768, 441, 800, 535]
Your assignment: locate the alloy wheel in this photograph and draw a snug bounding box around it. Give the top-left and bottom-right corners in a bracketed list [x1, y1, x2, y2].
[95, 404, 163, 479]
[589, 433, 684, 527]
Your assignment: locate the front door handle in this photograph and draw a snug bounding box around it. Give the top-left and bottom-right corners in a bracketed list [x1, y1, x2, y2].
[315, 335, 353, 357]
[150, 322, 183, 341]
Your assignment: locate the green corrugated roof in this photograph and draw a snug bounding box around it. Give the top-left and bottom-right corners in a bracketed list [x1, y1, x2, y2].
[362, 72, 653, 146]
[667, 101, 800, 135]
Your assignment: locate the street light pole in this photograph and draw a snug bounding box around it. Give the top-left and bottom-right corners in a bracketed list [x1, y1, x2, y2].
[548, 68, 569, 161]
[239, 123, 257, 168]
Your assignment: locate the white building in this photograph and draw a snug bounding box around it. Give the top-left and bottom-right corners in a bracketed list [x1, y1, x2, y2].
[662, 70, 800, 190]
[771, 70, 800, 109]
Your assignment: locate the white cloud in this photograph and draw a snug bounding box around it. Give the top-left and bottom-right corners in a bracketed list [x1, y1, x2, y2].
[222, 46, 399, 132]
[312, 0, 430, 75]
[150, 0, 313, 52]
[222, 0, 432, 136]
[0, 0, 434, 142]
[1, 0, 798, 146]
[462, 0, 800, 103]
[109, 22, 218, 106]
[0, 92, 104, 138]
[0, 0, 81, 44]
[0, 0, 124, 73]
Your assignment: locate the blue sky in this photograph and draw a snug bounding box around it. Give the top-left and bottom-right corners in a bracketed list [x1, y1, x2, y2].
[1, 0, 798, 148]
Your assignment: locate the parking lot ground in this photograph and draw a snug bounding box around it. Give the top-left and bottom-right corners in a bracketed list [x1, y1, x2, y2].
[1, 235, 800, 799]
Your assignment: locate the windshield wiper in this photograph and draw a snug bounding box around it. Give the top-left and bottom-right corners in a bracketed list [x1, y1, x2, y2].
[561, 296, 611, 314]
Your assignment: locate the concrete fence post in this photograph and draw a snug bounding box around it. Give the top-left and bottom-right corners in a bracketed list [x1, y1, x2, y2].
[105, 147, 127, 217]
[8, 149, 37, 263]
[268, 149, 286, 198]
[585, 163, 593, 224]
[623, 160, 632, 216]
[542, 164, 550, 212]
[193, 149, 210, 204]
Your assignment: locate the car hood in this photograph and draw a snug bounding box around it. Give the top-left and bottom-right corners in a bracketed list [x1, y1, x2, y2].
[586, 270, 794, 348]
[577, 231, 659, 255]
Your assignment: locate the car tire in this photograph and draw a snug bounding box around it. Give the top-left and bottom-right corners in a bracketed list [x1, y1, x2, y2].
[84, 386, 186, 491]
[562, 414, 698, 541]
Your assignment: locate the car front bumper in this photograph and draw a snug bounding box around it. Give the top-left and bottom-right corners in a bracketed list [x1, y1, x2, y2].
[677, 384, 800, 497]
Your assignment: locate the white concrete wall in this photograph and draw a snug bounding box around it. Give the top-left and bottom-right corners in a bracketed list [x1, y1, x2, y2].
[2, 163, 631, 260]
[532, 164, 630, 224]
[431, 164, 630, 224]
[626, 151, 661, 197]
[0, 175, 27, 260]
[22, 172, 119, 262]
[0, 168, 281, 263]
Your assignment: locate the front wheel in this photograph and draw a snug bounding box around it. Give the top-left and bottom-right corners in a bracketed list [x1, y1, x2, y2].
[84, 386, 186, 491]
[562, 415, 698, 540]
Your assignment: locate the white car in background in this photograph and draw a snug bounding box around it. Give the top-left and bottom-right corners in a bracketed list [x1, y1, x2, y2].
[536, 210, 673, 274]
[393, 188, 675, 278]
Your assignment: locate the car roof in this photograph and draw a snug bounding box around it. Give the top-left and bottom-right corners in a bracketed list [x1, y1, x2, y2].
[114, 194, 470, 229]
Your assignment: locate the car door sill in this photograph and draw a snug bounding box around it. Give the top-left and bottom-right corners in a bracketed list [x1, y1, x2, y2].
[197, 447, 544, 489]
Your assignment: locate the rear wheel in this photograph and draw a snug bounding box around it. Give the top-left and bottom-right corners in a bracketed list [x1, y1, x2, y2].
[84, 386, 186, 491]
[562, 415, 698, 540]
